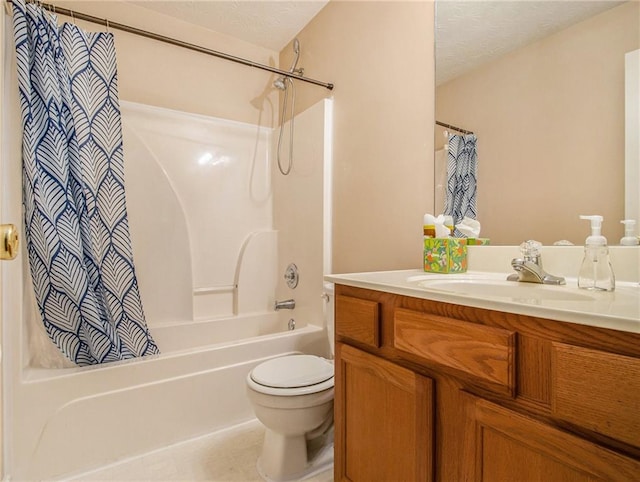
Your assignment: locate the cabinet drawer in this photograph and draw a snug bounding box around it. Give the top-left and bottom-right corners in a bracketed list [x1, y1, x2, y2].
[551, 343, 640, 448]
[394, 308, 516, 395]
[335, 295, 380, 348]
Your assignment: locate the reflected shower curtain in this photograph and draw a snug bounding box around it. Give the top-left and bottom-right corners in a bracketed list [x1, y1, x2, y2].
[12, 0, 159, 365]
[444, 134, 478, 232]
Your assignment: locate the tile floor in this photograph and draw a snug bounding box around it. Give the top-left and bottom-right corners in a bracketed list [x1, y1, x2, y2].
[67, 419, 333, 482]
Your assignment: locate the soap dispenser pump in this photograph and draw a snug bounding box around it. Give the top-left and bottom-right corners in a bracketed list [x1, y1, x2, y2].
[620, 220, 639, 246]
[578, 215, 615, 291]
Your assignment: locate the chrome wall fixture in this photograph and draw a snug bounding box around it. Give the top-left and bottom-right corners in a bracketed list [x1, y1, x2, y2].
[284, 263, 299, 289]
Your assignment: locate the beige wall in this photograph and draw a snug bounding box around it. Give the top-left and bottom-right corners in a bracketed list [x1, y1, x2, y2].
[54, 1, 280, 126]
[51, 1, 435, 274]
[284, 1, 435, 273]
[436, 2, 640, 246]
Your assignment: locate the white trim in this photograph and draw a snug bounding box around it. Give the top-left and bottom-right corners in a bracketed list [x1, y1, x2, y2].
[625, 49, 640, 222]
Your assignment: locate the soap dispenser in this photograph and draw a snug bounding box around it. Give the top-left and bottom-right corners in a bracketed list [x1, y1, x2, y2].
[578, 215, 615, 291]
[620, 220, 639, 246]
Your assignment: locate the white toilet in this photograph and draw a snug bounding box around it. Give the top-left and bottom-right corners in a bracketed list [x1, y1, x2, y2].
[246, 284, 335, 482]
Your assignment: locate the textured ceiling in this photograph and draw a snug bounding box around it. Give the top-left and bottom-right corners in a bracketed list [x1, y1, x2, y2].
[436, 0, 626, 85]
[129, 1, 328, 51]
[130, 1, 625, 81]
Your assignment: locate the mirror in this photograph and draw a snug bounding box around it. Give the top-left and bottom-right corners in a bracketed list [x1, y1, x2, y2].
[435, 1, 639, 246]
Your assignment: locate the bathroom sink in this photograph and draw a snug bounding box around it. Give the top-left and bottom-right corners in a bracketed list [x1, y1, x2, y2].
[414, 278, 596, 302]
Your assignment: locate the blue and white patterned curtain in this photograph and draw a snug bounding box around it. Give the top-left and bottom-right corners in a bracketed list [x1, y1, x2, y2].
[12, 0, 159, 365]
[444, 134, 478, 233]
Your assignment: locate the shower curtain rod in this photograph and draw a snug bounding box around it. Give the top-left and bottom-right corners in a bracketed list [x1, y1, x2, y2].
[5, 0, 334, 91]
[436, 120, 474, 135]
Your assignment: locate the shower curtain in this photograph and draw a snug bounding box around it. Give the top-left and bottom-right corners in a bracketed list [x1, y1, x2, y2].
[12, 0, 159, 365]
[444, 134, 478, 232]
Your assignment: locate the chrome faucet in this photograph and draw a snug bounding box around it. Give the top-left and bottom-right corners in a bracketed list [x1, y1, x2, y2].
[507, 240, 566, 285]
[274, 299, 296, 310]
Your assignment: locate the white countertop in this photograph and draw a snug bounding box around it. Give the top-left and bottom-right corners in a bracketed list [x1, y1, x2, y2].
[325, 269, 640, 334]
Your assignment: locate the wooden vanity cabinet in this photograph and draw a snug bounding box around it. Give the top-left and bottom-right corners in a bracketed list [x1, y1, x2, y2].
[335, 343, 434, 481]
[334, 285, 640, 482]
[463, 395, 640, 481]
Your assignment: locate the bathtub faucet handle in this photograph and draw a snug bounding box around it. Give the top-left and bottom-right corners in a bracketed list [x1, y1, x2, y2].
[274, 299, 296, 311]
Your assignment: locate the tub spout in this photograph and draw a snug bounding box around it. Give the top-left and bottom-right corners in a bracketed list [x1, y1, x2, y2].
[274, 299, 296, 310]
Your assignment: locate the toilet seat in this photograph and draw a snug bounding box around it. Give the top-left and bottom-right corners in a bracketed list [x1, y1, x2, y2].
[248, 355, 334, 396]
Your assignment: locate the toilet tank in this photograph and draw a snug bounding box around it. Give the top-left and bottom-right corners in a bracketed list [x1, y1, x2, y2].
[323, 282, 335, 358]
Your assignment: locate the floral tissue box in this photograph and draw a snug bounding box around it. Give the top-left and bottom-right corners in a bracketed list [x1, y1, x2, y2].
[424, 237, 468, 273]
[466, 238, 491, 246]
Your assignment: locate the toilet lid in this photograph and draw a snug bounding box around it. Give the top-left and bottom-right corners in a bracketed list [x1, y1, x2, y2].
[250, 355, 334, 389]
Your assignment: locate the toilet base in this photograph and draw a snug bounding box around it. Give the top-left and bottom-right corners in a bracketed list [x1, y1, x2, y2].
[256, 428, 334, 482]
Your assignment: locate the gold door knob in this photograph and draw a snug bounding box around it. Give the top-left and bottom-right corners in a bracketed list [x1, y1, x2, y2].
[1, 224, 19, 261]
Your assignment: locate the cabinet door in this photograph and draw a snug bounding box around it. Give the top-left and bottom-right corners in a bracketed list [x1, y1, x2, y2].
[335, 343, 434, 482]
[462, 395, 640, 482]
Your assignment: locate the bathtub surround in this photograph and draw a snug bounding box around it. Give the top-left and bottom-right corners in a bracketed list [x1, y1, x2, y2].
[121, 99, 332, 327]
[12, 0, 158, 365]
[121, 101, 274, 323]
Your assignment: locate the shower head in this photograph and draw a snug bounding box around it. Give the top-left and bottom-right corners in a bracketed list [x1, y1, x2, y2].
[273, 77, 287, 90]
[273, 38, 301, 91]
[289, 38, 300, 73]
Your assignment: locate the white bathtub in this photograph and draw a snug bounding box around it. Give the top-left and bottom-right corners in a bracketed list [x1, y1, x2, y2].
[8, 314, 328, 481]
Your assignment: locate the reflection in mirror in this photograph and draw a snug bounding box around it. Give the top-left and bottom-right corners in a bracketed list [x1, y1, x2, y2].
[435, 1, 639, 246]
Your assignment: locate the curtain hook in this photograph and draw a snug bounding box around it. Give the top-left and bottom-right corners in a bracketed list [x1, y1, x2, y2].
[70, 8, 75, 24]
[105, 18, 110, 33]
